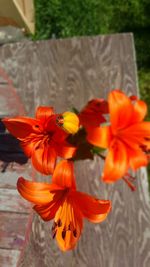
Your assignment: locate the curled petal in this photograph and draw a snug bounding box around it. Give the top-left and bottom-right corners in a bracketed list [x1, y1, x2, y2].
[32, 145, 57, 175]
[130, 95, 137, 101]
[131, 100, 147, 123]
[102, 140, 128, 183]
[121, 122, 150, 146]
[17, 177, 60, 204]
[21, 138, 40, 157]
[73, 191, 111, 223]
[36, 106, 54, 123]
[34, 190, 65, 221]
[2, 117, 41, 140]
[109, 90, 134, 131]
[34, 203, 57, 221]
[52, 160, 76, 189]
[128, 148, 148, 170]
[87, 126, 111, 148]
[142, 140, 150, 150]
[57, 144, 76, 159]
[79, 99, 108, 128]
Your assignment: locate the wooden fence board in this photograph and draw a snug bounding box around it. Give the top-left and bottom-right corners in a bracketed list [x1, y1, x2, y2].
[0, 188, 30, 213]
[0, 212, 29, 249]
[0, 162, 32, 188]
[0, 249, 20, 267]
[0, 34, 150, 267]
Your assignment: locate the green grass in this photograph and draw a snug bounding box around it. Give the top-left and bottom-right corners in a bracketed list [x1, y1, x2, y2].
[139, 70, 150, 114]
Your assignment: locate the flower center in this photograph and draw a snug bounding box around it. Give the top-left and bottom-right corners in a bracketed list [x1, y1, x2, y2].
[51, 219, 77, 240]
[51, 190, 78, 241]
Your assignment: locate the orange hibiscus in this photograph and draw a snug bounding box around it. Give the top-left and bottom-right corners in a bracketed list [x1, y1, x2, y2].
[17, 160, 111, 251]
[78, 98, 108, 129]
[87, 90, 150, 183]
[3, 107, 77, 175]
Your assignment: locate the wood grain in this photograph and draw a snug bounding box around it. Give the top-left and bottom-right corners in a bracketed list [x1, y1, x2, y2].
[0, 34, 150, 267]
[0, 212, 28, 249]
[0, 249, 20, 267]
[0, 188, 30, 213]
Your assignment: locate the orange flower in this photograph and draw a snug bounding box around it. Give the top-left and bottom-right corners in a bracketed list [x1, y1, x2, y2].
[87, 90, 150, 183]
[3, 107, 76, 175]
[78, 98, 108, 129]
[17, 160, 111, 251]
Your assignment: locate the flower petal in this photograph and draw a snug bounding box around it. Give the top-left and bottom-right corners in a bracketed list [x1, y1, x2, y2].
[34, 202, 58, 221]
[109, 90, 134, 132]
[34, 190, 65, 221]
[55, 199, 83, 251]
[17, 177, 61, 204]
[74, 191, 111, 223]
[32, 145, 57, 175]
[2, 117, 40, 140]
[52, 160, 76, 189]
[87, 126, 111, 148]
[123, 122, 150, 139]
[21, 138, 39, 157]
[57, 144, 76, 159]
[120, 122, 150, 150]
[35, 106, 54, 123]
[128, 148, 148, 170]
[102, 140, 128, 182]
[131, 100, 147, 123]
[52, 126, 68, 142]
[79, 99, 108, 128]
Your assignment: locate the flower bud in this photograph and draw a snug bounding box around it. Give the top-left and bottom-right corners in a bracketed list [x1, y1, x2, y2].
[57, 112, 79, 134]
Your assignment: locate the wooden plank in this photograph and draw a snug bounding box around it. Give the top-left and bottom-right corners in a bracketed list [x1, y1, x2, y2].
[0, 64, 26, 116]
[0, 188, 31, 213]
[0, 34, 150, 267]
[0, 211, 29, 250]
[0, 161, 32, 188]
[0, 248, 20, 267]
[0, 0, 25, 28]
[13, 0, 35, 33]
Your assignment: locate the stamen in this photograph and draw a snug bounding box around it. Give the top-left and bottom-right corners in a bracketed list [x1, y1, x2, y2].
[53, 221, 57, 228]
[123, 175, 136, 191]
[51, 221, 57, 239]
[52, 230, 57, 239]
[68, 222, 73, 231]
[73, 229, 77, 238]
[56, 115, 64, 126]
[68, 223, 71, 231]
[35, 145, 40, 150]
[140, 144, 148, 153]
[62, 229, 66, 240]
[57, 219, 62, 227]
[51, 222, 57, 231]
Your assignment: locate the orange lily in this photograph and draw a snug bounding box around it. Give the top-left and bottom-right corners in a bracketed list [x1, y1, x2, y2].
[17, 160, 111, 251]
[79, 98, 108, 129]
[3, 107, 76, 175]
[87, 90, 150, 183]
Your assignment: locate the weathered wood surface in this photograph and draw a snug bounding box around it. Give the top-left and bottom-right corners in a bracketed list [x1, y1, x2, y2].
[0, 34, 150, 267]
[0, 164, 31, 266]
[0, 65, 31, 267]
[0, 249, 20, 267]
